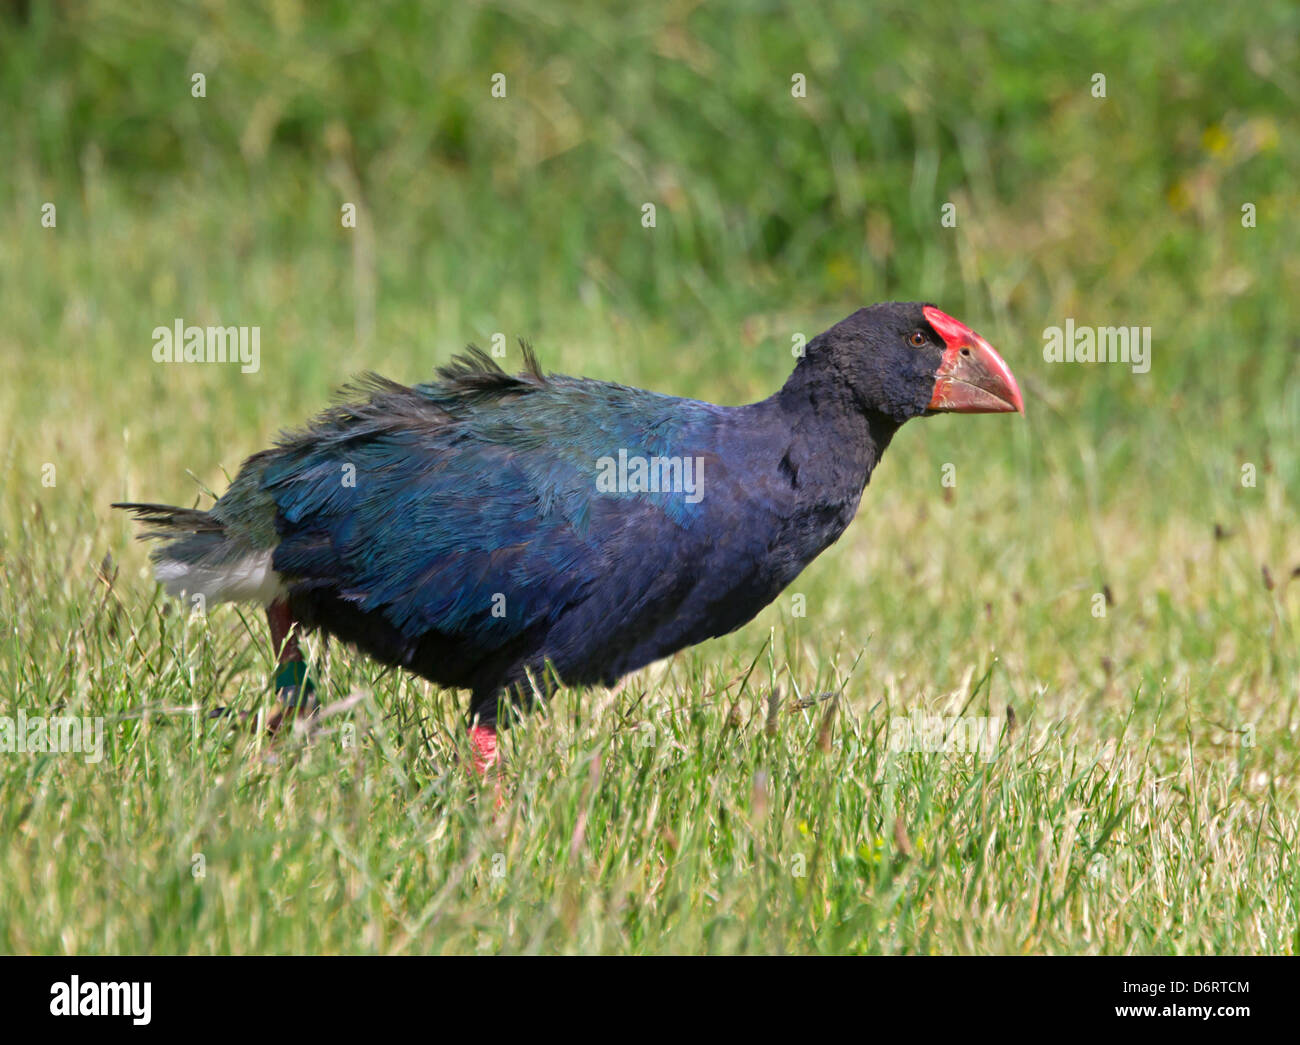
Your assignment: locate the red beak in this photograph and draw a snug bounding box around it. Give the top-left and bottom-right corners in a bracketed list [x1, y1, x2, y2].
[923, 306, 1024, 415]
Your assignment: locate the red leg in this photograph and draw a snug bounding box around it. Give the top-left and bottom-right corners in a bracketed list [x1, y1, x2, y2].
[265, 599, 314, 732]
[468, 723, 498, 776]
[468, 723, 506, 808]
[268, 598, 302, 665]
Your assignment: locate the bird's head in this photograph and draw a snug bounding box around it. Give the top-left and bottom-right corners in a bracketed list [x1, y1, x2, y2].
[806, 302, 1024, 423]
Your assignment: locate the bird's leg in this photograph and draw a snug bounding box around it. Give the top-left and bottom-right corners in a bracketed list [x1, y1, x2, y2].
[467, 721, 508, 809]
[265, 598, 316, 732]
[467, 722, 499, 776]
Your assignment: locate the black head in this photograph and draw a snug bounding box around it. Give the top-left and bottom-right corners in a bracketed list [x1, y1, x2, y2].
[798, 301, 1023, 423]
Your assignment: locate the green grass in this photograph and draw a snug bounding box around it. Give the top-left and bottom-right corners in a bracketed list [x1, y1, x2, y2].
[1, 0, 1298, 953]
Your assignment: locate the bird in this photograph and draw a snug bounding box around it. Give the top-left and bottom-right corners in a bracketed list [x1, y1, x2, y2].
[115, 302, 1022, 775]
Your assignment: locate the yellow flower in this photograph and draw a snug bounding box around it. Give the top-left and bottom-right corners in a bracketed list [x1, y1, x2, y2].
[1201, 124, 1230, 156]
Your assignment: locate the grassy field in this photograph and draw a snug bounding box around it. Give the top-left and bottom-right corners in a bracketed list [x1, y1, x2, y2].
[1, 1, 1298, 953]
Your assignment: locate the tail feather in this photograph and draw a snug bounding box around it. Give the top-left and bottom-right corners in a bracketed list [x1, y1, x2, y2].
[112, 502, 282, 605]
[112, 501, 224, 537]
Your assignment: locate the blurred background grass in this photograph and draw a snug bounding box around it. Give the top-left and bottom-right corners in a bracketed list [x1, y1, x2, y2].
[1, 0, 1298, 953]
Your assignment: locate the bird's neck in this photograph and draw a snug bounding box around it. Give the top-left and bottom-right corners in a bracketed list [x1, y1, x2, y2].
[767, 356, 901, 498]
[717, 362, 900, 578]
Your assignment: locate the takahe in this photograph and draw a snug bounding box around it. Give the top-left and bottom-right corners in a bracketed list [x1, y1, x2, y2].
[115, 302, 1022, 772]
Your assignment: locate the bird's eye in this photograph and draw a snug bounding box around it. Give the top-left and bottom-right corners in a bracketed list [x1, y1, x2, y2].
[909, 330, 927, 347]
